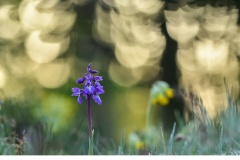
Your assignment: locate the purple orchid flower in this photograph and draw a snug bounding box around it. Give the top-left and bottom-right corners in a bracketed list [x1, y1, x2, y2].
[72, 63, 104, 105]
[71, 63, 104, 141]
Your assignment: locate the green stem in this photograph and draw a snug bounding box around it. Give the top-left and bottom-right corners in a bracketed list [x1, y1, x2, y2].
[146, 99, 153, 129]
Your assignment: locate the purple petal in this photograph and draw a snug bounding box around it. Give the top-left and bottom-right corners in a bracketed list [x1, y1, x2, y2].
[95, 83, 104, 92]
[93, 95, 102, 105]
[96, 88, 104, 95]
[72, 87, 80, 93]
[76, 77, 85, 84]
[83, 92, 88, 99]
[89, 86, 95, 94]
[95, 81, 101, 87]
[71, 93, 79, 96]
[90, 70, 98, 74]
[95, 84, 103, 89]
[95, 83, 104, 90]
[87, 63, 92, 72]
[94, 76, 103, 81]
[77, 96, 83, 104]
[84, 73, 92, 81]
[84, 86, 95, 95]
[86, 81, 91, 86]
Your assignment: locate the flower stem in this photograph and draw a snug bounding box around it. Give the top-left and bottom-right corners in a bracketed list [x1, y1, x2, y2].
[87, 95, 93, 155]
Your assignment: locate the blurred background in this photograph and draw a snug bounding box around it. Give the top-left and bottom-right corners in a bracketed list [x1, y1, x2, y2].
[0, 0, 240, 154]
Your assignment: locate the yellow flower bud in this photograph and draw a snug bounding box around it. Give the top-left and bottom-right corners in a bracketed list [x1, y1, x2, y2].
[166, 88, 174, 99]
[158, 95, 169, 106]
[135, 141, 144, 150]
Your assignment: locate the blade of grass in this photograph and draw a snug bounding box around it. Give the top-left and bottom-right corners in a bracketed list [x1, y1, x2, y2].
[219, 125, 223, 154]
[181, 123, 200, 155]
[118, 131, 125, 155]
[167, 123, 176, 155]
[231, 138, 240, 149]
[160, 126, 166, 155]
[226, 144, 237, 155]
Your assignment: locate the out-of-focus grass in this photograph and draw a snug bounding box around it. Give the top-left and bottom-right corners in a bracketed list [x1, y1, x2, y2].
[0, 89, 240, 155]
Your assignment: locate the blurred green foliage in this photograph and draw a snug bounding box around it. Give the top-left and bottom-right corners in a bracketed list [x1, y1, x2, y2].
[1, 88, 240, 155]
